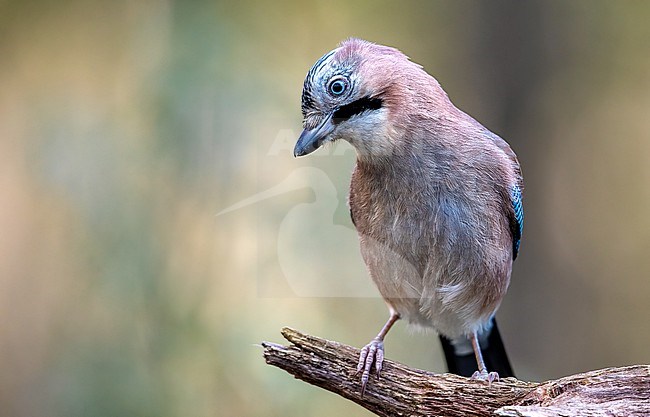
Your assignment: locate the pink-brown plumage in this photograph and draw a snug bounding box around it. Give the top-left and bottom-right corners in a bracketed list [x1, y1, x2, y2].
[295, 38, 523, 391]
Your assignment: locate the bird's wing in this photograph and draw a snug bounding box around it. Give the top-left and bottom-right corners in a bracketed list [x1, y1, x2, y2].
[510, 184, 524, 260]
[487, 132, 524, 260]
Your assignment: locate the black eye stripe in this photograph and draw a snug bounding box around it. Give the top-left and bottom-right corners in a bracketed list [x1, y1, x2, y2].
[332, 97, 383, 123]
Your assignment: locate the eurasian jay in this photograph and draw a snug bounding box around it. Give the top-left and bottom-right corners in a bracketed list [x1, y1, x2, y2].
[294, 39, 523, 393]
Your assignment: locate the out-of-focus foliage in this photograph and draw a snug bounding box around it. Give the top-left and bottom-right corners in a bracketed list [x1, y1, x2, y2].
[1, 1, 650, 416]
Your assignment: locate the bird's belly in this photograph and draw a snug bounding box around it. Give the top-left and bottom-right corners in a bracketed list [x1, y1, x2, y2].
[358, 231, 505, 339]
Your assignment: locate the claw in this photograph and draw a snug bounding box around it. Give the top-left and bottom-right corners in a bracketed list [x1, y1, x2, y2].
[354, 312, 400, 395]
[356, 338, 385, 395]
[471, 369, 500, 385]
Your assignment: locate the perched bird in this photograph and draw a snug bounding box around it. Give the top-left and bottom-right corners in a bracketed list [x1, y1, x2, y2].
[294, 39, 523, 393]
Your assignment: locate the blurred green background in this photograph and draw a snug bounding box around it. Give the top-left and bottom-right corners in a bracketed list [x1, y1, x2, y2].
[2, 0, 650, 416]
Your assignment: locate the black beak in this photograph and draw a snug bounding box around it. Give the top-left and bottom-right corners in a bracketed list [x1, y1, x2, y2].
[294, 113, 335, 157]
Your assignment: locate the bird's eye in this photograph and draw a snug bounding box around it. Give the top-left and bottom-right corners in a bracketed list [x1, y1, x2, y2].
[328, 77, 348, 96]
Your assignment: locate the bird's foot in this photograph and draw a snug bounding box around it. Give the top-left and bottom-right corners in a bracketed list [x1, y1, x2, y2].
[355, 338, 385, 395]
[471, 369, 499, 384]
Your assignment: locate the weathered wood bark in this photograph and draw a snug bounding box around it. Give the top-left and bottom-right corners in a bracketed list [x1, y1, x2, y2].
[262, 327, 650, 417]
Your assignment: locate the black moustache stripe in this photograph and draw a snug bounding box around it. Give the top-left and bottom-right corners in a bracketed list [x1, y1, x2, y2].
[332, 96, 383, 124]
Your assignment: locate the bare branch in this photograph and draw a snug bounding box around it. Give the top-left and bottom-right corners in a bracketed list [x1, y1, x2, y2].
[262, 327, 650, 417]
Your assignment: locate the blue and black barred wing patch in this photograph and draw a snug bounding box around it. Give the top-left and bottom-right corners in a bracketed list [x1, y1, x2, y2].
[511, 185, 524, 259]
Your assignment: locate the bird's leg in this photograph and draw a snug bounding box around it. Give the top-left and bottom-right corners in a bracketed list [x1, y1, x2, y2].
[470, 330, 499, 383]
[356, 311, 400, 395]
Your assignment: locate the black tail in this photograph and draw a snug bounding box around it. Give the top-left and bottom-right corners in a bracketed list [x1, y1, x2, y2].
[439, 320, 514, 378]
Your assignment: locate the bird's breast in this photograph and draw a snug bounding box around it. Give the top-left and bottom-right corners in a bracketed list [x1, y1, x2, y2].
[349, 162, 512, 337]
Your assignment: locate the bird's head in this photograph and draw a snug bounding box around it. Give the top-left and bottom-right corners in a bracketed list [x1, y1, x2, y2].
[294, 38, 449, 161]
